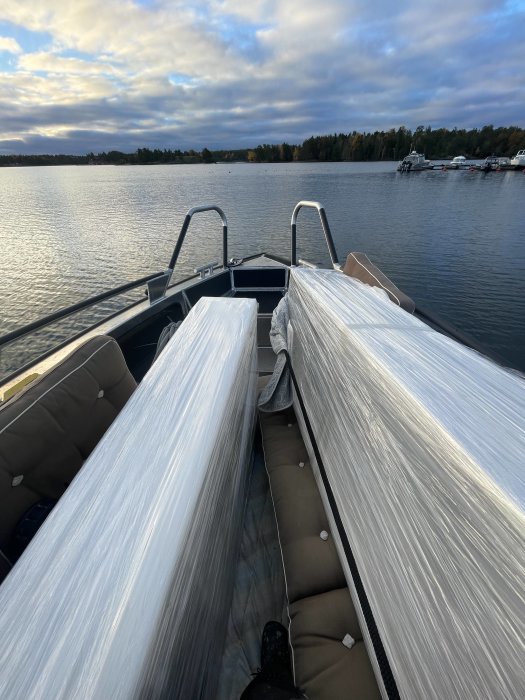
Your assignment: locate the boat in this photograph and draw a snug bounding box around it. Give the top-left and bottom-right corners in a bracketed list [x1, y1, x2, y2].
[0, 201, 523, 700]
[396, 150, 433, 171]
[447, 155, 468, 169]
[478, 156, 512, 172]
[510, 149, 525, 169]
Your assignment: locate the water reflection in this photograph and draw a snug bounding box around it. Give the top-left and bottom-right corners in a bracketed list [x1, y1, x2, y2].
[1, 162, 524, 376]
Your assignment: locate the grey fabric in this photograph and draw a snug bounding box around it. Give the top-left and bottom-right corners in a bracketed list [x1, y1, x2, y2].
[258, 297, 292, 412]
[216, 450, 287, 700]
[152, 320, 182, 362]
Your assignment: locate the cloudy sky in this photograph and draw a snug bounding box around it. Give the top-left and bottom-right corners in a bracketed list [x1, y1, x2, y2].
[0, 0, 523, 154]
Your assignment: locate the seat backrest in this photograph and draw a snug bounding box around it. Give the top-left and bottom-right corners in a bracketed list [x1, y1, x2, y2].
[0, 335, 136, 562]
[343, 251, 415, 313]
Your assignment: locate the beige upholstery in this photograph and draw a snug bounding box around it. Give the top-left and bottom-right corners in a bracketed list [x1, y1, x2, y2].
[0, 336, 136, 568]
[260, 408, 380, 699]
[290, 589, 380, 699]
[343, 251, 415, 313]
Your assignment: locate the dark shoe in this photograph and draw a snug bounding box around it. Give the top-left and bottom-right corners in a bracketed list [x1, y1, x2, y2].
[240, 622, 303, 699]
[261, 621, 290, 670]
[240, 676, 301, 699]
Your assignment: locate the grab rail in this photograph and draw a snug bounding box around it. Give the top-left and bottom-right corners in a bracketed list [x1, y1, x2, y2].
[169, 204, 228, 271]
[0, 205, 228, 352]
[291, 201, 340, 268]
[0, 272, 165, 349]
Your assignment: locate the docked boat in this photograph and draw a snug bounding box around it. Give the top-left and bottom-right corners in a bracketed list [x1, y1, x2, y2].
[447, 155, 468, 169]
[0, 202, 523, 700]
[478, 156, 512, 172]
[396, 150, 433, 171]
[511, 149, 525, 169]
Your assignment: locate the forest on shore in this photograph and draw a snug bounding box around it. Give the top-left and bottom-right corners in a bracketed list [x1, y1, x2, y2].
[1, 124, 524, 166]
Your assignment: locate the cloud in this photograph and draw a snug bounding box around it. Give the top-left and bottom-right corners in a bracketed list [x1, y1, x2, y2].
[0, 0, 524, 153]
[0, 35, 22, 53]
[18, 52, 119, 76]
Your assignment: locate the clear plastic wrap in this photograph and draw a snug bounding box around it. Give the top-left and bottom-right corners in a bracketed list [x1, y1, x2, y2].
[0, 296, 258, 699]
[287, 268, 525, 700]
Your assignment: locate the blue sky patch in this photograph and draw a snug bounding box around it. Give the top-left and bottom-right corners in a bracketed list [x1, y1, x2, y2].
[0, 21, 52, 54]
[168, 73, 194, 86]
[215, 17, 270, 62]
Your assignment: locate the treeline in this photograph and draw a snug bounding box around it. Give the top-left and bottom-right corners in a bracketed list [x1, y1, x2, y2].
[291, 125, 525, 162]
[0, 153, 88, 166]
[1, 125, 524, 167]
[0, 149, 217, 167]
[246, 125, 525, 162]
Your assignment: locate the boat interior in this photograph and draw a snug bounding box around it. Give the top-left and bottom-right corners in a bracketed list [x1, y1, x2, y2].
[0, 202, 523, 700]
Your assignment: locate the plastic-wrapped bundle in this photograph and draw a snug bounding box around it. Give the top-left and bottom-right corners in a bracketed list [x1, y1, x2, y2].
[0, 296, 257, 699]
[287, 268, 525, 700]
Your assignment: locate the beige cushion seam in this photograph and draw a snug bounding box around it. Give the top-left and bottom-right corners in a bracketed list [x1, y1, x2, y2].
[0, 339, 114, 437]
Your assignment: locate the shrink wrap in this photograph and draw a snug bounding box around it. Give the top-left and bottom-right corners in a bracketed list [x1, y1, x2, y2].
[0, 296, 258, 699]
[287, 268, 525, 700]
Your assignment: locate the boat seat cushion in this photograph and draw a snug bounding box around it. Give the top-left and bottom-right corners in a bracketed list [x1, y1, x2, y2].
[261, 410, 345, 603]
[260, 407, 381, 698]
[343, 251, 415, 313]
[290, 589, 381, 699]
[0, 335, 136, 563]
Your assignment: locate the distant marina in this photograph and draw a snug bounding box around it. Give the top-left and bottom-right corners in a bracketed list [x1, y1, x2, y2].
[397, 149, 525, 172]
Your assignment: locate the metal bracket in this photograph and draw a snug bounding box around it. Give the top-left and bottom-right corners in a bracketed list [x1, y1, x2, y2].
[181, 291, 192, 313]
[194, 261, 218, 279]
[147, 271, 172, 304]
[298, 259, 321, 269]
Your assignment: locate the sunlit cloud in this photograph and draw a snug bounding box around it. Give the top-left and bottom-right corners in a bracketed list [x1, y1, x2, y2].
[0, 0, 523, 154]
[0, 36, 22, 53]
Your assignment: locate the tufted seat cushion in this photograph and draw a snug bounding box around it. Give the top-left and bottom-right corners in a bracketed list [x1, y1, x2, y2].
[260, 407, 381, 699]
[290, 589, 381, 699]
[261, 410, 345, 603]
[0, 335, 136, 567]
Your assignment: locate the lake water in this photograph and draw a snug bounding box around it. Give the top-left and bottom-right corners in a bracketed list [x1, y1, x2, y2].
[1, 161, 524, 377]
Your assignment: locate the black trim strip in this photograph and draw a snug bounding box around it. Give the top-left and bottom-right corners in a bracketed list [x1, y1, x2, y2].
[283, 350, 400, 700]
[415, 304, 507, 367]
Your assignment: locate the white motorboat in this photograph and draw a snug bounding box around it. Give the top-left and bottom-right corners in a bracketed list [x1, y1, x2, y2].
[447, 155, 468, 169]
[511, 149, 525, 168]
[0, 202, 523, 700]
[397, 150, 433, 171]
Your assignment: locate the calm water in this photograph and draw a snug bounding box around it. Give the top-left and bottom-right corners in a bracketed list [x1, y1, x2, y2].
[1, 161, 524, 377]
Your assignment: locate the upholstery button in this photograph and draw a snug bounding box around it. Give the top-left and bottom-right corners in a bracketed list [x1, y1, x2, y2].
[342, 633, 355, 649]
[320, 530, 328, 541]
[97, 389, 104, 398]
[12, 475, 24, 487]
